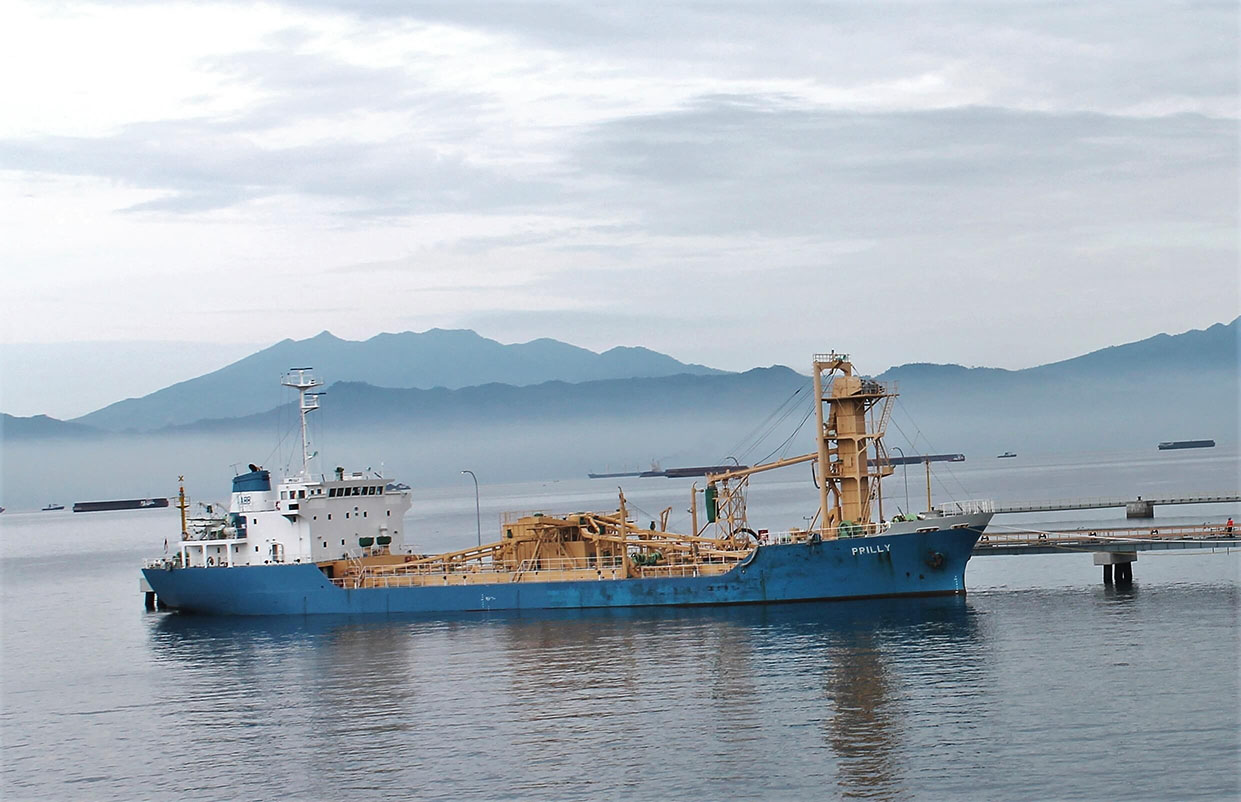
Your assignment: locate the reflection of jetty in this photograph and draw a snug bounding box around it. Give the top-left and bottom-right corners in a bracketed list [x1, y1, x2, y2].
[981, 493, 1241, 518]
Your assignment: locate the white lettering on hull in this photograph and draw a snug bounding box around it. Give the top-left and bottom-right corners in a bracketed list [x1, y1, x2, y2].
[851, 542, 892, 556]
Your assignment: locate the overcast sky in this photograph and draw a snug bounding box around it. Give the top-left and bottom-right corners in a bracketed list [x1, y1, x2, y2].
[1, 1, 1238, 418]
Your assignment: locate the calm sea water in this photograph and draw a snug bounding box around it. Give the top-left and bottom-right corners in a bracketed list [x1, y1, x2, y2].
[2, 449, 1238, 800]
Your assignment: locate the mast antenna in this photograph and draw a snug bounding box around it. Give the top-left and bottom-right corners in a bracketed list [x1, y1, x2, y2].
[281, 368, 324, 478]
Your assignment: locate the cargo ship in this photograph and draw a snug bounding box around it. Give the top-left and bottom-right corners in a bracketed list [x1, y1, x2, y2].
[141, 357, 992, 616]
[75, 498, 170, 513]
[1157, 440, 1215, 450]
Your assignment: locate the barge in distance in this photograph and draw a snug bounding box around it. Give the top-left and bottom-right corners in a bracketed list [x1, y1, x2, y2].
[1157, 440, 1215, 450]
[75, 497, 170, 513]
[141, 356, 993, 616]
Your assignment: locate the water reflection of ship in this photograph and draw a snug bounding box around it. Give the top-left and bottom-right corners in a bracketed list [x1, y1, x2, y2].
[486, 598, 979, 797]
[819, 596, 979, 797]
[147, 598, 981, 799]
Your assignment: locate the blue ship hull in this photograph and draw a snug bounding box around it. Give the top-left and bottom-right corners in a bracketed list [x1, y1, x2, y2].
[143, 527, 981, 616]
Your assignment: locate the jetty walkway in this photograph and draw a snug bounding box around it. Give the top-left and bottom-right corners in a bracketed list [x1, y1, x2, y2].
[972, 522, 1236, 556]
[986, 493, 1240, 518]
[972, 522, 1236, 584]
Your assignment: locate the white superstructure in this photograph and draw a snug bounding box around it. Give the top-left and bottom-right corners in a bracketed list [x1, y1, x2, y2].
[172, 369, 413, 569]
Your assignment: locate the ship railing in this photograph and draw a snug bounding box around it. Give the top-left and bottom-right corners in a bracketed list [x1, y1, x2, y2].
[500, 509, 592, 524]
[758, 522, 893, 541]
[182, 524, 242, 541]
[935, 499, 995, 516]
[338, 551, 753, 582]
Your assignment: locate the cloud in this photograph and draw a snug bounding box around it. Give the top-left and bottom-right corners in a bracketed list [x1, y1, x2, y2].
[564, 97, 1237, 241]
[2, 0, 1237, 379]
[0, 119, 563, 216]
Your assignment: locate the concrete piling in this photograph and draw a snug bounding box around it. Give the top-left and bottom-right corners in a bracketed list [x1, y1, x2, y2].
[1095, 551, 1137, 585]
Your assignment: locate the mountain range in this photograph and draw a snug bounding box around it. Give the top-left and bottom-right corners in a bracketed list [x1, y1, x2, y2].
[68, 328, 722, 433]
[2, 318, 1236, 442]
[0, 319, 1236, 508]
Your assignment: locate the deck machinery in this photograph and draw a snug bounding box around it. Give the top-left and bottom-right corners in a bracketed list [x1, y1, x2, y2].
[325, 353, 900, 590]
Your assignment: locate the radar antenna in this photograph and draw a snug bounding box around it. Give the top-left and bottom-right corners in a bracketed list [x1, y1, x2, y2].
[281, 368, 324, 478]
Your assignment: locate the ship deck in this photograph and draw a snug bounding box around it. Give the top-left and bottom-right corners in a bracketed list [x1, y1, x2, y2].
[326, 554, 741, 589]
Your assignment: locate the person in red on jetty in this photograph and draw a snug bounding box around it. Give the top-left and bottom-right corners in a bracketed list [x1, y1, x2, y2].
[1227, 517, 1234, 537]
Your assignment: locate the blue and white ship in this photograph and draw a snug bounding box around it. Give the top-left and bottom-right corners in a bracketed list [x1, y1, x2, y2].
[141, 356, 992, 616]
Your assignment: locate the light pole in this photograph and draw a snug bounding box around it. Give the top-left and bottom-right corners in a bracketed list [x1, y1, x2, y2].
[892, 446, 910, 516]
[460, 470, 480, 548]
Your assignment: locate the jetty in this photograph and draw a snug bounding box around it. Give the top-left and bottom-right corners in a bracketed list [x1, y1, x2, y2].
[971, 522, 1236, 584]
[981, 493, 1241, 518]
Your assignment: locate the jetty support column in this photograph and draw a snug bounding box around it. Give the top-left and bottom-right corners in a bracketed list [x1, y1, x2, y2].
[1126, 499, 1154, 519]
[1094, 551, 1137, 584]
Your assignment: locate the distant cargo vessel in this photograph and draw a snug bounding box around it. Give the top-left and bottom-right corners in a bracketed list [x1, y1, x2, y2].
[587, 465, 753, 479]
[41, 503, 64, 511]
[75, 498, 170, 513]
[142, 358, 992, 616]
[1157, 440, 1215, 451]
[997, 452, 1017, 459]
[880, 453, 965, 466]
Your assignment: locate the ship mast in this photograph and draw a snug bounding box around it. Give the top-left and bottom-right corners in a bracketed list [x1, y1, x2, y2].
[282, 368, 323, 478]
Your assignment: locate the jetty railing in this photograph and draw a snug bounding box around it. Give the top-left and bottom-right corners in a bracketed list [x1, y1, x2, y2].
[975, 523, 1236, 551]
[935, 499, 995, 515]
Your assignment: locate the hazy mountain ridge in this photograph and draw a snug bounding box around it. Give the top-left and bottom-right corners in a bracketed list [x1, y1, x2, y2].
[10, 318, 1236, 440]
[0, 413, 102, 440]
[3, 320, 1235, 507]
[72, 329, 724, 432]
[877, 316, 1238, 388]
[162, 366, 809, 434]
[873, 318, 1238, 457]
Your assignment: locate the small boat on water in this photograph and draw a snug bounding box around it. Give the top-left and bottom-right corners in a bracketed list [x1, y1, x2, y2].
[997, 452, 1017, 459]
[1157, 440, 1215, 451]
[141, 357, 992, 616]
[42, 503, 65, 511]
